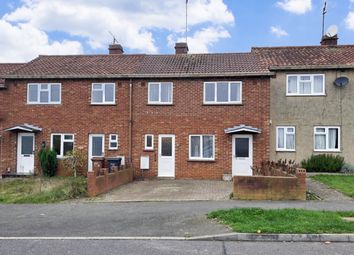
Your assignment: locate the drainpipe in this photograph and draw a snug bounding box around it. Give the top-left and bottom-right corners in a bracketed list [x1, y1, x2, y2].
[128, 79, 133, 166]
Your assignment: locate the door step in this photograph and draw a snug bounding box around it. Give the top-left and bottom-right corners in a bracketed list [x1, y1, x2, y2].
[157, 177, 176, 180]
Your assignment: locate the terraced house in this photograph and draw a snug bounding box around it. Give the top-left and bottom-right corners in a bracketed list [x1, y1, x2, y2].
[1, 39, 354, 180]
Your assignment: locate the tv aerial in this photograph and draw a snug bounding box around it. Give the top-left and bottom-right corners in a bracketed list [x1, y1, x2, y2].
[326, 25, 338, 37]
[108, 31, 118, 44]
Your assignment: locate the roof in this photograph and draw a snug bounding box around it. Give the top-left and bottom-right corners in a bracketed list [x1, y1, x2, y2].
[224, 124, 262, 134]
[0, 63, 25, 86]
[2, 53, 271, 79]
[252, 45, 354, 70]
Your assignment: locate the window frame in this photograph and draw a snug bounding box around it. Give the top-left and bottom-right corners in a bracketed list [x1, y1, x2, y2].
[50, 133, 75, 158]
[91, 83, 116, 105]
[144, 134, 154, 150]
[286, 74, 325, 96]
[189, 134, 215, 161]
[147, 82, 173, 105]
[27, 83, 62, 104]
[276, 126, 296, 152]
[313, 126, 341, 152]
[108, 134, 119, 150]
[203, 81, 242, 105]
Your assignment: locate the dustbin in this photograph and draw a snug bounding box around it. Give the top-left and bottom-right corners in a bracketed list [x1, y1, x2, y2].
[107, 157, 122, 173]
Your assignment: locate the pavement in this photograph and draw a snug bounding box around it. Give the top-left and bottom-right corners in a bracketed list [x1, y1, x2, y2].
[86, 179, 233, 202]
[307, 178, 353, 201]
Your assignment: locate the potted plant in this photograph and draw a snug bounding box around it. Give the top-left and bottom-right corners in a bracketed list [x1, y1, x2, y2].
[222, 170, 233, 181]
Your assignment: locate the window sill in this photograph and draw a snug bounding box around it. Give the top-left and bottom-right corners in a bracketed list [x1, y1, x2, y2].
[188, 159, 216, 162]
[147, 103, 174, 106]
[276, 150, 296, 152]
[203, 103, 242, 106]
[27, 103, 62, 105]
[286, 94, 326, 97]
[91, 103, 116, 106]
[144, 149, 154, 152]
[314, 150, 341, 153]
[108, 149, 118, 151]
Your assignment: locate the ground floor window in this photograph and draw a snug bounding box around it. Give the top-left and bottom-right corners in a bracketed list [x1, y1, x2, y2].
[51, 134, 74, 157]
[189, 135, 215, 160]
[145, 134, 154, 150]
[276, 126, 295, 151]
[109, 134, 119, 150]
[314, 126, 340, 152]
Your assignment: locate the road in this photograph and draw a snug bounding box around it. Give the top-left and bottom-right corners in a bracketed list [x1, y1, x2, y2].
[0, 240, 353, 255]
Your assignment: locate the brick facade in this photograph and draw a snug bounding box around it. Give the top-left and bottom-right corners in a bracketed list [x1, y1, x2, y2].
[0, 76, 270, 180]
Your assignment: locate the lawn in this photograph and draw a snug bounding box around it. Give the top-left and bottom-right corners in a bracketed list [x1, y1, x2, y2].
[0, 177, 87, 203]
[208, 208, 354, 234]
[311, 175, 354, 198]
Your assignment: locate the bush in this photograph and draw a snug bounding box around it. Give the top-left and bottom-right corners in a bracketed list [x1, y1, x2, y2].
[62, 150, 85, 177]
[252, 159, 297, 176]
[341, 163, 354, 173]
[301, 154, 344, 173]
[38, 148, 58, 177]
[65, 177, 87, 199]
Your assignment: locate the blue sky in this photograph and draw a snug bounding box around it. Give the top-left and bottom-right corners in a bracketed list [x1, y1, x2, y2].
[0, 0, 354, 62]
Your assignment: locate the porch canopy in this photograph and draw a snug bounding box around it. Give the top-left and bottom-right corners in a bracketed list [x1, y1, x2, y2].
[224, 124, 261, 134]
[5, 123, 42, 133]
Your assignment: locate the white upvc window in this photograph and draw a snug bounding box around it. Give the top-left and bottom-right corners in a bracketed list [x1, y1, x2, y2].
[286, 74, 325, 96]
[148, 82, 173, 104]
[27, 83, 61, 104]
[51, 134, 74, 158]
[189, 135, 215, 160]
[204, 81, 242, 104]
[144, 134, 154, 150]
[109, 134, 119, 150]
[314, 126, 340, 152]
[276, 126, 295, 151]
[91, 83, 115, 104]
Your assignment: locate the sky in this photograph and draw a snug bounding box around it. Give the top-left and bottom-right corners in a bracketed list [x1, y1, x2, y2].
[0, 0, 354, 62]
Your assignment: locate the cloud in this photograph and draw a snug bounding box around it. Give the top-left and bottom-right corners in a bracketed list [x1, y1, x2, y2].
[0, 20, 82, 62]
[276, 0, 312, 14]
[345, 12, 354, 30]
[168, 26, 231, 53]
[270, 26, 289, 37]
[1, 0, 234, 61]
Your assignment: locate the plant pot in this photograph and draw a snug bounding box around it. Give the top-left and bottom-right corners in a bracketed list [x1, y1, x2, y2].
[222, 173, 233, 182]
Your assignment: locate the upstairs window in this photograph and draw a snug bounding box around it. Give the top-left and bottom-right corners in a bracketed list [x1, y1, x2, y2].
[204, 82, 242, 104]
[27, 83, 61, 104]
[314, 126, 340, 152]
[276, 126, 295, 151]
[148, 82, 173, 104]
[91, 83, 115, 104]
[109, 134, 119, 150]
[287, 74, 325, 96]
[51, 134, 74, 157]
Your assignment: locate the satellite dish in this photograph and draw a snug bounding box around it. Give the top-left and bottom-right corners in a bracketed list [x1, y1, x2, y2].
[326, 25, 338, 37]
[334, 77, 349, 87]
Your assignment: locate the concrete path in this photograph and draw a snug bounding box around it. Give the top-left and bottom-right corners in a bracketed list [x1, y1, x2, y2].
[307, 178, 353, 201]
[87, 180, 233, 202]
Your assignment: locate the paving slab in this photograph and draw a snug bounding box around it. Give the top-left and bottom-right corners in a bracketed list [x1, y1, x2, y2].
[86, 180, 233, 202]
[307, 178, 353, 201]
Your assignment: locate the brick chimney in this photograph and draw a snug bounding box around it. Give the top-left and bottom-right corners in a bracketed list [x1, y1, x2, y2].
[320, 35, 338, 46]
[175, 42, 189, 54]
[109, 44, 124, 54]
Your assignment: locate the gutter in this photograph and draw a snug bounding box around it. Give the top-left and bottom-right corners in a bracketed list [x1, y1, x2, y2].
[0, 72, 274, 80]
[269, 65, 354, 71]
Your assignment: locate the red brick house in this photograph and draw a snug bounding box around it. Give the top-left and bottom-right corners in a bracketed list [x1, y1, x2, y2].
[0, 43, 272, 179]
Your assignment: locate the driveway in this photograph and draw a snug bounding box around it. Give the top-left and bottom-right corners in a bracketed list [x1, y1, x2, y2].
[87, 180, 233, 202]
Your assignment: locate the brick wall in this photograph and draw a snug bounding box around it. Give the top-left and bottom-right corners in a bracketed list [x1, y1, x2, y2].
[0, 77, 270, 180]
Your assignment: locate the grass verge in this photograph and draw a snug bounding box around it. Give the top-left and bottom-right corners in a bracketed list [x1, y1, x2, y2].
[0, 177, 87, 203]
[208, 208, 354, 234]
[311, 175, 354, 198]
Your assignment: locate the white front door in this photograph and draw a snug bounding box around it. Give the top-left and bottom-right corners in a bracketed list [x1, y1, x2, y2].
[232, 134, 253, 176]
[17, 133, 35, 175]
[158, 135, 175, 177]
[88, 134, 105, 171]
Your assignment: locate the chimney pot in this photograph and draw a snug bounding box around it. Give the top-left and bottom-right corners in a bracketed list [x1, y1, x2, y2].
[175, 42, 189, 54]
[109, 44, 124, 54]
[320, 35, 338, 46]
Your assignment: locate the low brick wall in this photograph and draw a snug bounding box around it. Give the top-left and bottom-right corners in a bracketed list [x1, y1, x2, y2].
[233, 168, 306, 200]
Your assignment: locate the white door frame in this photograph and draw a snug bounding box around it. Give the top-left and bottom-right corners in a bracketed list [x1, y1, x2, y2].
[158, 134, 175, 177]
[17, 132, 35, 175]
[88, 134, 105, 171]
[232, 134, 253, 176]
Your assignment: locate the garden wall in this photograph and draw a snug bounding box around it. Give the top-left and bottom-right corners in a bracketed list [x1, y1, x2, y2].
[233, 168, 306, 200]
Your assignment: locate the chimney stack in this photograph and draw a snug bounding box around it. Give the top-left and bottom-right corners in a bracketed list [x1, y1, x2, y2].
[320, 35, 338, 46]
[175, 42, 189, 54]
[109, 44, 124, 54]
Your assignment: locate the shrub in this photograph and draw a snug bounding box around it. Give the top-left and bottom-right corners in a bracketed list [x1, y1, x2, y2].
[62, 150, 85, 177]
[38, 148, 58, 177]
[65, 177, 87, 199]
[252, 159, 297, 176]
[341, 163, 354, 173]
[301, 154, 344, 173]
